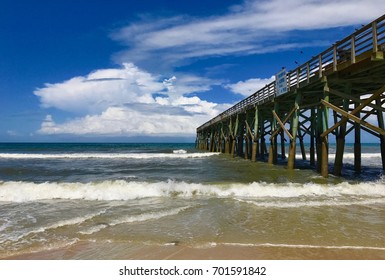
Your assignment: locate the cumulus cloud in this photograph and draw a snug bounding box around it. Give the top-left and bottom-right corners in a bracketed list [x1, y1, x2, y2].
[38, 102, 229, 137]
[225, 76, 275, 97]
[35, 63, 229, 137]
[111, 0, 385, 66]
[34, 63, 162, 114]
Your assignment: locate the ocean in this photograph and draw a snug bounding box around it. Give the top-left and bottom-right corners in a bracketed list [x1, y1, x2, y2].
[0, 142, 384, 259]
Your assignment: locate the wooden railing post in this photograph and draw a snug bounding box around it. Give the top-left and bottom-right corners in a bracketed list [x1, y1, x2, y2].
[296, 68, 300, 88]
[333, 45, 337, 71]
[372, 21, 378, 52]
[351, 35, 356, 64]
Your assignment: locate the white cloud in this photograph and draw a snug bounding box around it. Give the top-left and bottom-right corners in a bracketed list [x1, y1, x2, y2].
[111, 0, 385, 66]
[35, 63, 229, 137]
[225, 76, 275, 97]
[38, 103, 228, 137]
[34, 63, 162, 114]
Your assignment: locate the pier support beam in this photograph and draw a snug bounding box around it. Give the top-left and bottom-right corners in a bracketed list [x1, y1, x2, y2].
[225, 137, 230, 154]
[310, 108, 316, 166]
[321, 82, 329, 178]
[280, 130, 286, 159]
[288, 92, 301, 169]
[260, 115, 266, 160]
[209, 132, 215, 152]
[334, 97, 349, 176]
[376, 98, 385, 170]
[268, 103, 279, 165]
[231, 115, 239, 157]
[252, 107, 259, 162]
[354, 102, 361, 173]
[299, 130, 306, 160]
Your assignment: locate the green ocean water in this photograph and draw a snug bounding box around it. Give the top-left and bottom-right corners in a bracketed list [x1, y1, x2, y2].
[0, 143, 384, 259]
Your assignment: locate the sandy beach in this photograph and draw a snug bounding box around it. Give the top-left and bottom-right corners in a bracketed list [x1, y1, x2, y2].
[3, 240, 385, 260]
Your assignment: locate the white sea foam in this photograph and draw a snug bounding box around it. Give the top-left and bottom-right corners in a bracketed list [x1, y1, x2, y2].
[294, 152, 383, 166]
[1, 209, 107, 243]
[78, 224, 108, 235]
[0, 179, 384, 203]
[236, 197, 385, 208]
[109, 206, 190, 226]
[211, 242, 385, 251]
[0, 152, 219, 160]
[173, 149, 187, 154]
[79, 206, 190, 235]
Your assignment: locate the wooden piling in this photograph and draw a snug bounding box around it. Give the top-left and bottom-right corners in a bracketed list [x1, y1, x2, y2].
[354, 102, 361, 173]
[310, 108, 315, 166]
[251, 107, 259, 161]
[268, 103, 279, 164]
[280, 130, 286, 159]
[321, 82, 329, 178]
[260, 115, 266, 160]
[231, 115, 239, 157]
[288, 92, 301, 169]
[334, 98, 349, 176]
[376, 98, 385, 170]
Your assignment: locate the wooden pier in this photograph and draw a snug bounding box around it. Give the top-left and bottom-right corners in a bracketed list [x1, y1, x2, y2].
[196, 14, 385, 177]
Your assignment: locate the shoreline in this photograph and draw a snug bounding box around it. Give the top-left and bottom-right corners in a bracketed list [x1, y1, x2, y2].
[2, 241, 385, 260]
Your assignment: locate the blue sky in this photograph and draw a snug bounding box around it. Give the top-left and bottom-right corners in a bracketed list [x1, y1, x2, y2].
[1, 0, 384, 142]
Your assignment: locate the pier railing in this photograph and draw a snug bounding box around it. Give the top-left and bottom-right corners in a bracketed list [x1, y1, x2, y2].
[197, 14, 385, 132]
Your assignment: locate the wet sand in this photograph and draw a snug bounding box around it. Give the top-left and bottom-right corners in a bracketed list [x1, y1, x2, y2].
[2, 241, 385, 260]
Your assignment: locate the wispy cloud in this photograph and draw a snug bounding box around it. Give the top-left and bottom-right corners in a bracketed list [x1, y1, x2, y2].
[111, 0, 384, 67]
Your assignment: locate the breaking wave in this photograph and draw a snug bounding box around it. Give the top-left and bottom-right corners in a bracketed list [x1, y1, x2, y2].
[0, 152, 219, 160]
[0, 179, 384, 203]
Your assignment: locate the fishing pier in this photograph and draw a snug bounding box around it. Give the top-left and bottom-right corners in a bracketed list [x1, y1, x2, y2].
[196, 14, 385, 177]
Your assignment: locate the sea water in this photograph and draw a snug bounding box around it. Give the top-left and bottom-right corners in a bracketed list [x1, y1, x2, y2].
[0, 143, 384, 259]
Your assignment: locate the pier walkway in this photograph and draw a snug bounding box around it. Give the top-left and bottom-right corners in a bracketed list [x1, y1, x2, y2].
[196, 14, 385, 177]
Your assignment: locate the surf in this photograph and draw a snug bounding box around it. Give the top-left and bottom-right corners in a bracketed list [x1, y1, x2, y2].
[1, 179, 384, 203]
[0, 152, 219, 160]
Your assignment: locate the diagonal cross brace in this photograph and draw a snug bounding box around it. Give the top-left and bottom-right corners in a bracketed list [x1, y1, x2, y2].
[320, 85, 385, 137]
[321, 99, 385, 137]
[270, 111, 293, 140]
[270, 105, 297, 140]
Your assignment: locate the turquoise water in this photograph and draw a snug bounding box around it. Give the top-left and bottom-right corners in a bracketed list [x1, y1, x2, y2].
[0, 143, 384, 259]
